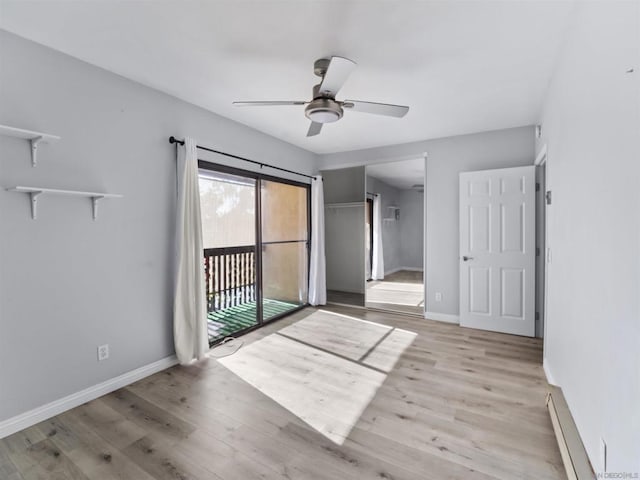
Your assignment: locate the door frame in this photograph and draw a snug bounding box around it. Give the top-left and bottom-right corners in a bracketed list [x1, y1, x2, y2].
[366, 197, 374, 280]
[534, 145, 550, 353]
[198, 160, 311, 344]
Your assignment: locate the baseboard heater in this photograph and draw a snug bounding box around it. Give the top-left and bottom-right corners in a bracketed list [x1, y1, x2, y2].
[546, 386, 595, 480]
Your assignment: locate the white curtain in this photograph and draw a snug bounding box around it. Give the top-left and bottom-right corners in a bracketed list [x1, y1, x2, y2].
[308, 175, 327, 305]
[372, 194, 385, 280]
[174, 137, 208, 365]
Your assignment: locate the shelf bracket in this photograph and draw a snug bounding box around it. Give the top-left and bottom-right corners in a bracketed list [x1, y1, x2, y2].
[30, 136, 44, 167]
[91, 195, 105, 221]
[29, 191, 43, 220]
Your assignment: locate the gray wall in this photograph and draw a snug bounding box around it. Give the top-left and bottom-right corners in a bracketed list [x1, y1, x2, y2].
[322, 167, 365, 204]
[398, 189, 424, 270]
[322, 167, 365, 294]
[319, 126, 534, 318]
[0, 31, 317, 422]
[536, 1, 639, 472]
[424, 128, 533, 316]
[366, 176, 401, 274]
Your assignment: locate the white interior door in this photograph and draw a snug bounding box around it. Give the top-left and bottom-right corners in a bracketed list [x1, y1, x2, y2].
[459, 166, 536, 336]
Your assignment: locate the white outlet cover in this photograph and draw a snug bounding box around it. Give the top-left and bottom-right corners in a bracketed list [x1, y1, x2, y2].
[435, 292, 442, 302]
[98, 344, 109, 361]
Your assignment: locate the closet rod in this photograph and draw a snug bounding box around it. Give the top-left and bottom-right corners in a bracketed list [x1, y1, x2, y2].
[169, 136, 317, 181]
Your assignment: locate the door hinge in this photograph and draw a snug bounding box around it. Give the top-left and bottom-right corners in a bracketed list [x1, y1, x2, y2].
[535, 312, 540, 321]
[546, 190, 552, 205]
[536, 247, 540, 256]
[536, 182, 540, 192]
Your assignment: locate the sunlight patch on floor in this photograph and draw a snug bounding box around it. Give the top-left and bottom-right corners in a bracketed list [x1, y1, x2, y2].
[218, 310, 416, 444]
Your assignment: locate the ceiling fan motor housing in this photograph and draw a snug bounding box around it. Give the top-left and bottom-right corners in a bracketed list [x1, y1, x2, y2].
[313, 58, 331, 77]
[305, 97, 343, 123]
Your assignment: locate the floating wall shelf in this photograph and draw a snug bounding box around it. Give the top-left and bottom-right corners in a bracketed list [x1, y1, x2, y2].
[0, 124, 61, 167]
[7, 186, 123, 220]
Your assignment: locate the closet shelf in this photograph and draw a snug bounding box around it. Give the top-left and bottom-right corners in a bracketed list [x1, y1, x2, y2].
[325, 202, 365, 209]
[0, 124, 61, 167]
[7, 186, 123, 220]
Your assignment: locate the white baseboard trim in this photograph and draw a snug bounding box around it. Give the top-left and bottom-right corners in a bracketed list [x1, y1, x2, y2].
[543, 358, 557, 386]
[0, 355, 178, 440]
[424, 311, 460, 324]
[399, 267, 424, 272]
[383, 267, 403, 276]
[383, 266, 424, 276]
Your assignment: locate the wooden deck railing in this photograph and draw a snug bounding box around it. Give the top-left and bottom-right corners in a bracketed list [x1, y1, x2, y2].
[204, 245, 256, 312]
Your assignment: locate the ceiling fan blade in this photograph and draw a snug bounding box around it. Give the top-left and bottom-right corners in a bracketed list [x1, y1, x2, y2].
[233, 101, 307, 106]
[343, 100, 409, 118]
[318, 56, 357, 98]
[307, 122, 323, 137]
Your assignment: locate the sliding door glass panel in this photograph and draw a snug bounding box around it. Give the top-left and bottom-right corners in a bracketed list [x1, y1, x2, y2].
[261, 180, 309, 321]
[262, 242, 309, 317]
[199, 170, 258, 344]
[261, 180, 308, 242]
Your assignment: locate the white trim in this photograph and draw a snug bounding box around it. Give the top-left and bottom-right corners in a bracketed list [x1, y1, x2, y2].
[535, 144, 548, 166]
[423, 153, 428, 326]
[319, 152, 427, 171]
[424, 311, 460, 324]
[383, 266, 403, 276]
[0, 355, 178, 439]
[384, 266, 424, 276]
[543, 358, 557, 386]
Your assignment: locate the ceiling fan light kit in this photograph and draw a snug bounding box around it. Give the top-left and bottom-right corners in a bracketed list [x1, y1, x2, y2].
[305, 98, 343, 123]
[233, 56, 410, 137]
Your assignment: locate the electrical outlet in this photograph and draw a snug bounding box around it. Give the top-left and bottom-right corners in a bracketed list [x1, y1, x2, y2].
[97, 344, 109, 361]
[435, 292, 442, 302]
[600, 438, 607, 473]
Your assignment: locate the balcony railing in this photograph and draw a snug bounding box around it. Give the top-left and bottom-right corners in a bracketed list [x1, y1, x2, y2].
[204, 245, 256, 312]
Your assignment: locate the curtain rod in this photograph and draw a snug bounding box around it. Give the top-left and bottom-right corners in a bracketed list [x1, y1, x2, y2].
[169, 136, 317, 181]
[366, 191, 379, 197]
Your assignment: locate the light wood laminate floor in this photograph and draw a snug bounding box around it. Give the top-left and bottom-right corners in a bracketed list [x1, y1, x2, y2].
[0, 306, 565, 480]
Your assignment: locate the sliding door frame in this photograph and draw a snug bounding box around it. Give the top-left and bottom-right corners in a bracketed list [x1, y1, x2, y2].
[198, 160, 311, 343]
[366, 197, 374, 281]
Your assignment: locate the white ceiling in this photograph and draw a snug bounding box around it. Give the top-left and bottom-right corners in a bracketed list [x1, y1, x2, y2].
[0, 1, 573, 155]
[367, 158, 425, 190]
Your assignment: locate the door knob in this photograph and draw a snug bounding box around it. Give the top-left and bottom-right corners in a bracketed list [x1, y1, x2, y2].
[462, 256, 474, 261]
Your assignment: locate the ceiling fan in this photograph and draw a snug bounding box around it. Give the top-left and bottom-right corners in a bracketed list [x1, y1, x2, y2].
[233, 56, 410, 137]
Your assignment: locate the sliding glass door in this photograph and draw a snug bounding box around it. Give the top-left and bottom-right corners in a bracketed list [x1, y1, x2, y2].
[199, 164, 309, 344]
